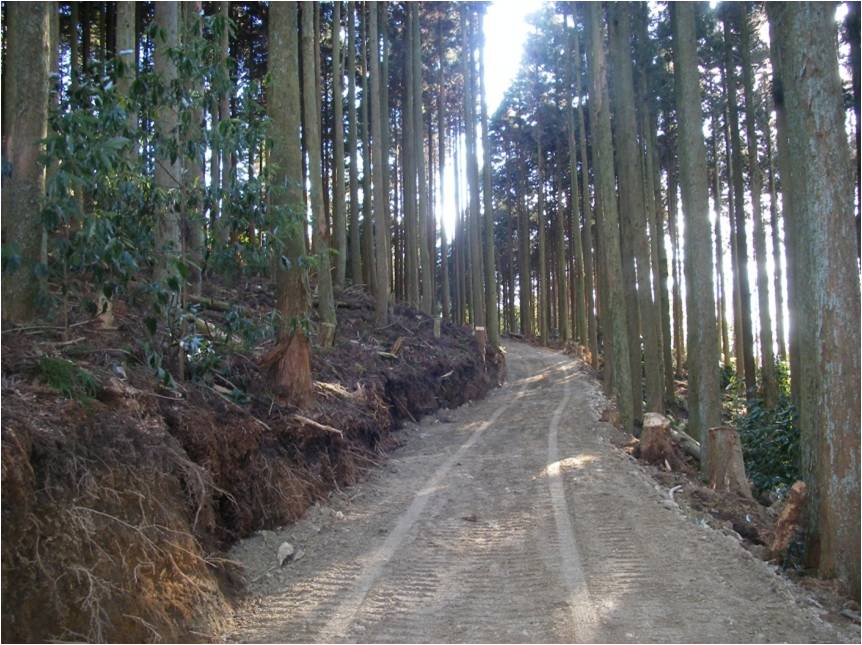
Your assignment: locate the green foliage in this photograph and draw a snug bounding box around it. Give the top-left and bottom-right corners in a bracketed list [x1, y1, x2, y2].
[735, 362, 800, 495]
[33, 11, 302, 389]
[36, 357, 100, 400]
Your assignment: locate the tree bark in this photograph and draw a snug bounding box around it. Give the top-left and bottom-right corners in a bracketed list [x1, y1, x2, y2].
[768, 1, 861, 599]
[478, 10, 499, 346]
[1, 1, 50, 323]
[301, 3, 337, 344]
[153, 2, 182, 283]
[671, 2, 722, 464]
[585, 2, 634, 433]
[332, 1, 347, 289]
[268, 1, 313, 408]
[723, 17, 757, 397]
[368, 2, 389, 325]
[347, 2, 362, 285]
[739, 5, 777, 407]
[608, 3, 663, 416]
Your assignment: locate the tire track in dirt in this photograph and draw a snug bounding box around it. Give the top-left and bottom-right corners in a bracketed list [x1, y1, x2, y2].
[225, 342, 854, 644]
[316, 347, 540, 641]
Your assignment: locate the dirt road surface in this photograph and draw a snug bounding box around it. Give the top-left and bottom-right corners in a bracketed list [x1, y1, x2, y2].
[225, 342, 854, 643]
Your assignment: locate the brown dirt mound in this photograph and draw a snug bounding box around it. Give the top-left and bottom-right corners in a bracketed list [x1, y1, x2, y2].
[1, 284, 503, 642]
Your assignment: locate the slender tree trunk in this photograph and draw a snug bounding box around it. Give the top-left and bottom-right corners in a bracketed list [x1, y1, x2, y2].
[585, 2, 634, 433]
[536, 134, 549, 345]
[368, 2, 388, 325]
[566, 18, 587, 347]
[667, 167, 685, 377]
[404, 7, 419, 307]
[360, 6, 375, 293]
[518, 157, 532, 338]
[765, 103, 787, 362]
[738, 5, 777, 407]
[217, 1, 232, 249]
[672, 1, 722, 460]
[379, 3, 393, 298]
[723, 17, 757, 397]
[347, 2, 362, 284]
[332, 1, 347, 289]
[478, 13, 499, 345]
[183, 2, 205, 295]
[572, 26, 599, 366]
[153, 2, 182, 283]
[269, 2, 312, 407]
[412, 5, 432, 315]
[302, 2, 337, 343]
[712, 125, 732, 368]
[437, 22, 450, 322]
[463, 7, 485, 328]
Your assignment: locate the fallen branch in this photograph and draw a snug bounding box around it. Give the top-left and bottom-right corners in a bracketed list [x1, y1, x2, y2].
[291, 414, 344, 440]
[669, 426, 702, 461]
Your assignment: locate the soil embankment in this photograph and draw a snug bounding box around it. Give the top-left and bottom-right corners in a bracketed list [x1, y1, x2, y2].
[1, 286, 503, 642]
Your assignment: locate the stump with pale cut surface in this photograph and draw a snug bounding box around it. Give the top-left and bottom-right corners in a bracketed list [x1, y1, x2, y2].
[706, 426, 752, 498]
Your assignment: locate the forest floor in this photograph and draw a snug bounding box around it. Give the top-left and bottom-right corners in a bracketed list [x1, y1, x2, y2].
[1, 283, 503, 642]
[224, 341, 859, 644]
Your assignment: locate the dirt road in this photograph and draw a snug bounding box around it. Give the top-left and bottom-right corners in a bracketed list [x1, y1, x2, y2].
[225, 342, 852, 643]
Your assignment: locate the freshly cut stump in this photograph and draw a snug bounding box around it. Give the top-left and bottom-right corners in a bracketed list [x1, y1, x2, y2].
[706, 426, 752, 498]
[640, 413, 684, 469]
[768, 481, 807, 561]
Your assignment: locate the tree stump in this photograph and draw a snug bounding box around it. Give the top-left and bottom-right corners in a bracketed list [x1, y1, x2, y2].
[319, 322, 336, 348]
[433, 316, 442, 339]
[705, 426, 753, 498]
[474, 326, 487, 371]
[768, 481, 807, 561]
[640, 413, 676, 466]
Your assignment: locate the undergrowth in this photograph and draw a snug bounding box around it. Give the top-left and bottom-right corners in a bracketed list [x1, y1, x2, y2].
[36, 356, 100, 400]
[731, 362, 800, 496]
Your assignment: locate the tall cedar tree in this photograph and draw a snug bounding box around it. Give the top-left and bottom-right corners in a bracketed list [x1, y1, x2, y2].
[768, 1, 861, 599]
[269, 1, 313, 407]
[671, 2, 722, 458]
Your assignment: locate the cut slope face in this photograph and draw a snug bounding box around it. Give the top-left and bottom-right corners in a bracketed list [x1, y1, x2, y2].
[1, 287, 502, 642]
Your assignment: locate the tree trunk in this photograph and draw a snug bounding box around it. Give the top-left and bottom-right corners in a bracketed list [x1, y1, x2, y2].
[705, 426, 752, 498]
[671, 2, 722, 464]
[768, 1, 861, 599]
[463, 8, 485, 329]
[412, 4, 432, 315]
[764, 100, 787, 363]
[536, 133, 549, 345]
[437, 20, 450, 322]
[667, 166, 685, 377]
[478, 12, 499, 346]
[153, 2, 182, 283]
[739, 5, 777, 407]
[723, 17, 757, 397]
[518, 157, 532, 338]
[1, 1, 50, 323]
[183, 2, 205, 296]
[268, 1, 313, 408]
[301, 3, 337, 344]
[217, 1, 232, 249]
[608, 3, 663, 416]
[332, 1, 347, 289]
[368, 2, 388, 325]
[585, 2, 634, 433]
[566, 16, 586, 347]
[347, 2, 362, 285]
[572, 25, 599, 367]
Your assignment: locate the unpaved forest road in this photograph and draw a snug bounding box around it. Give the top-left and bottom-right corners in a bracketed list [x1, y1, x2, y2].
[225, 342, 853, 643]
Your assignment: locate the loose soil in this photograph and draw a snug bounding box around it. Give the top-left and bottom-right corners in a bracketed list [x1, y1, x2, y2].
[225, 342, 858, 643]
[1, 283, 503, 642]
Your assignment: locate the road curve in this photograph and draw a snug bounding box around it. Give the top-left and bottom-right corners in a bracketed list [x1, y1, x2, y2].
[226, 342, 849, 644]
